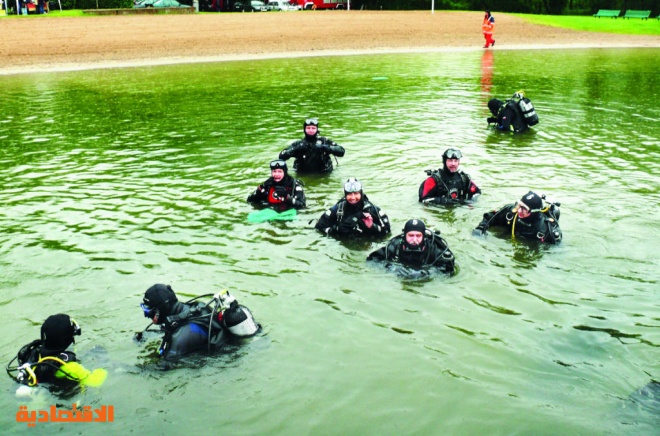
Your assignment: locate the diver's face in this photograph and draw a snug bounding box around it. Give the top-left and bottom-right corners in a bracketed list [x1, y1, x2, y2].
[405, 231, 424, 246]
[345, 192, 362, 204]
[305, 125, 318, 136]
[517, 205, 531, 219]
[445, 158, 460, 173]
[271, 169, 285, 182]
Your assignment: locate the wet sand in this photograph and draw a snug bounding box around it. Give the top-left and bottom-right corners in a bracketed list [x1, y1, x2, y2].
[1, 11, 658, 74]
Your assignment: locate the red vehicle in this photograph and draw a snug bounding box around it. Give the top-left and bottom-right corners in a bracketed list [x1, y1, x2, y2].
[294, 0, 348, 9]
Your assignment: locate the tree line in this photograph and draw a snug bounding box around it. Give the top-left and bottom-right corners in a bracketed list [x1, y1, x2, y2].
[352, 0, 657, 15]
[34, 0, 660, 15]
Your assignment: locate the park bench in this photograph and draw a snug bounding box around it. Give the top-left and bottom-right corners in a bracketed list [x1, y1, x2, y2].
[593, 9, 620, 18]
[623, 10, 651, 19]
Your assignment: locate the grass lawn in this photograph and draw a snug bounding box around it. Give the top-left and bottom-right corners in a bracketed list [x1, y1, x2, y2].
[515, 13, 660, 35]
[0, 10, 86, 17]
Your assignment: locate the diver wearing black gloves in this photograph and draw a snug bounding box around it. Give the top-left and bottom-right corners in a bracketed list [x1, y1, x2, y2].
[473, 191, 562, 244]
[367, 219, 455, 276]
[418, 148, 481, 205]
[278, 118, 345, 173]
[138, 284, 260, 360]
[247, 159, 306, 212]
[315, 177, 391, 237]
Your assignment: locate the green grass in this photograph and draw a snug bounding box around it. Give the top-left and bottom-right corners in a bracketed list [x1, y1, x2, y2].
[0, 10, 86, 17]
[514, 13, 660, 36]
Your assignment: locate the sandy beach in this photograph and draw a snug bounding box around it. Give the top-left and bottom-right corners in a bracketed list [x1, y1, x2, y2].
[1, 11, 658, 74]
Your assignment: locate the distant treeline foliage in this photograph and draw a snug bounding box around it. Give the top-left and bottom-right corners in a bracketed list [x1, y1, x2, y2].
[51, 0, 658, 15]
[349, 0, 657, 15]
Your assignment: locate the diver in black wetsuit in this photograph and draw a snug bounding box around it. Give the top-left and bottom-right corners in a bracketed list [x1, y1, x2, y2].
[278, 118, 345, 173]
[473, 191, 562, 244]
[139, 284, 260, 360]
[315, 177, 391, 237]
[247, 160, 306, 212]
[7, 314, 107, 388]
[487, 98, 527, 133]
[418, 148, 481, 205]
[367, 219, 455, 277]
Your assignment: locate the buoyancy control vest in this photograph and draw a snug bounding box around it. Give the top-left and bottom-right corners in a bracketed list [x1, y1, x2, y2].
[157, 293, 260, 358]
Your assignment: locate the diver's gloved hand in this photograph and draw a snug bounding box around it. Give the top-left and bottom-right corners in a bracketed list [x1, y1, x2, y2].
[273, 186, 288, 199]
[472, 223, 488, 236]
[423, 197, 453, 205]
[487, 117, 497, 124]
[338, 216, 360, 234]
[316, 142, 330, 151]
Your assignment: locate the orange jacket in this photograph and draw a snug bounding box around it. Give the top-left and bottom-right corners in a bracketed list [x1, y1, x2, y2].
[482, 17, 494, 33]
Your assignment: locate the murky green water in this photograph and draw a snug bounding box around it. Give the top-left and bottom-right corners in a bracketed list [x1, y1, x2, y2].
[1, 48, 658, 434]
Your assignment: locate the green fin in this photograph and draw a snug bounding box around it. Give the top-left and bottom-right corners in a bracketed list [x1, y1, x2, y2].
[248, 208, 297, 223]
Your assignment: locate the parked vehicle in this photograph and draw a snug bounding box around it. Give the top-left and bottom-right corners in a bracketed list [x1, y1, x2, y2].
[292, 0, 346, 9]
[233, 0, 267, 11]
[266, 0, 291, 10]
[135, 0, 190, 7]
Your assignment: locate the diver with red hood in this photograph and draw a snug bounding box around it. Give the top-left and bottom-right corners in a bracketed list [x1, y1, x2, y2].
[278, 118, 345, 173]
[473, 191, 562, 244]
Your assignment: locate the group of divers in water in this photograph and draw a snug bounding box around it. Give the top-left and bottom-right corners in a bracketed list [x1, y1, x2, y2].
[7, 95, 657, 415]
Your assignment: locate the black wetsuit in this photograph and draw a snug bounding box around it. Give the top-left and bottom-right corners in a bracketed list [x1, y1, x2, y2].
[247, 174, 306, 212]
[279, 136, 344, 173]
[418, 168, 481, 204]
[157, 302, 225, 359]
[488, 98, 527, 133]
[475, 203, 562, 244]
[315, 195, 391, 237]
[16, 340, 78, 384]
[367, 231, 455, 275]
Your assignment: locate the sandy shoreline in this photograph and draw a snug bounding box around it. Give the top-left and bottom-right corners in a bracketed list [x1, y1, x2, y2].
[1, 11, 658, 75]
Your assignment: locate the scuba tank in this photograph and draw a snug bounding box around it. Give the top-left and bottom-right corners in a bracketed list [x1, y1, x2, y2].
[512, 91, 539, 126]
[222, 300, 260, 338]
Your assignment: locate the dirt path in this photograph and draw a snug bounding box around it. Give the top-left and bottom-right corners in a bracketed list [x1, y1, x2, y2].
[1, 11, 658, 74]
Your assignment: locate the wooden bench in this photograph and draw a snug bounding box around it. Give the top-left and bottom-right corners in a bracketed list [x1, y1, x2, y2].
[623, 10, 651, 19]
[593, 9, 620, 18]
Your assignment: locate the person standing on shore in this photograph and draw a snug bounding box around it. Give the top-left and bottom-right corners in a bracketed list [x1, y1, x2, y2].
[482, 10, 495, 48]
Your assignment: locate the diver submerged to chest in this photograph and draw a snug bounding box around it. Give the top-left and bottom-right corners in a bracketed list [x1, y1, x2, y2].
[6, 314, 107, 388]
[137, 284, 261, 360]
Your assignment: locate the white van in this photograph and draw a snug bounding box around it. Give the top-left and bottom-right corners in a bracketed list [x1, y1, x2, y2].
[266, 1, 291, 10]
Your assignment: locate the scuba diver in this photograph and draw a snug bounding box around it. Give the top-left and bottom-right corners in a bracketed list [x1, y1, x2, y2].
[367, 219, 455, 276]
[138, 284, 260, 360]
[278, 118, 345, 173]
[473, 191, 562, 244]
[487, 91, 539, 133]
[315, 177, 391, 237]
[6, 314, 107, 388]
[247, 159, 306, 212]
[419, 148, 481, 205]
